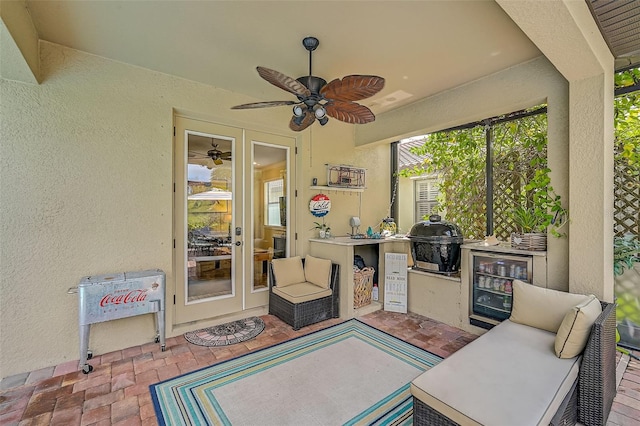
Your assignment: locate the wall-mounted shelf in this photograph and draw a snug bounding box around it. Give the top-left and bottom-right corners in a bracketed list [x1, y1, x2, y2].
[310, 185, 364, 193]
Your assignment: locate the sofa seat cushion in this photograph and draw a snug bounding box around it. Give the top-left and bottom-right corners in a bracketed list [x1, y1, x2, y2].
[272, 282, 332, 304]
[410, 320, 581, 426]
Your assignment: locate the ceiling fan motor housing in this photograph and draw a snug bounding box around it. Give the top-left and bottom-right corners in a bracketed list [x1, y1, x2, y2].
[296, 76, 326, 96]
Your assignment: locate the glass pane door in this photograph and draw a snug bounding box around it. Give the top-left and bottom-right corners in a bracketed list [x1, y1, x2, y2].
[252, 143, 287, 291]
[244, 131, 295, 310]
[186, 135, 233, 301]
[174, 117, 243, 324]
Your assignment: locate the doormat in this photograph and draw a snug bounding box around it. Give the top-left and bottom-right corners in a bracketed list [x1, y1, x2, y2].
[183, 316, 265, 347]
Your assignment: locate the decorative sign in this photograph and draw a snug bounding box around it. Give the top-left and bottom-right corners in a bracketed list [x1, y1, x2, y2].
[309, 193, 331, 217]
[327, 164, 366, 188]
[384, 253, 408, 313]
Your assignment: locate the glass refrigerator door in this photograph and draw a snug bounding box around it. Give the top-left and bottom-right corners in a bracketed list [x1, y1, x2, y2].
[472, 253, 531, 322]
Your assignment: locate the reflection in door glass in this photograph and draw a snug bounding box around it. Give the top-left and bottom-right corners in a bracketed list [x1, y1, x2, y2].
[253, 143, 288, 291]
[186, 134, 233, 302]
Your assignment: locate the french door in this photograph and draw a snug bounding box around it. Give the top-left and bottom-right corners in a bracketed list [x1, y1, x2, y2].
[174, 117, 294, 324]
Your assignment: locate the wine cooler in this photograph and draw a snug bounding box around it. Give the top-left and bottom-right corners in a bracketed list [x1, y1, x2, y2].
[469, 250, 533, 329]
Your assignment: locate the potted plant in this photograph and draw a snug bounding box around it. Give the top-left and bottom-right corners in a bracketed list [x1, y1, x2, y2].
[510, 168, 568, 250]
[614, 233, 640, 350]
[311, 221, 331, 239]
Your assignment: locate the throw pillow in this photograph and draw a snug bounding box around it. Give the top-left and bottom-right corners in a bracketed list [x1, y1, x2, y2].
[555, 295, 602, 358]
[271, 256, 305, 288]
[509, 280, 591, 333]
[304, 255, 332, 289]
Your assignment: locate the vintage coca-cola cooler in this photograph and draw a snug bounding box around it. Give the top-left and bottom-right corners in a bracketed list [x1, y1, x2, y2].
[69, 269, 165, 373]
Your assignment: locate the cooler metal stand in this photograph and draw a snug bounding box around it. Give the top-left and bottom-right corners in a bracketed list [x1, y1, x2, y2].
[68, 269, 166, 374]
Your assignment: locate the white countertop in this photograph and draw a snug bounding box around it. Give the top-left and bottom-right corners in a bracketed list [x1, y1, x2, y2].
[461, 241, 547, 256]
[309, 235, 409, 246]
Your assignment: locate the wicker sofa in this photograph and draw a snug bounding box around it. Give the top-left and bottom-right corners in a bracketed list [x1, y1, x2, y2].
[268, 256, 340, 330]
[411, 282, 616, 426]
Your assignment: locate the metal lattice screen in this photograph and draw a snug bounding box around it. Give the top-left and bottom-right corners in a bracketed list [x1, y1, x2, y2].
[427, 113, 548, 241]
[440, 173, 486, 240]
[614, 143, 640, 237]
[492, 142, 545, 241]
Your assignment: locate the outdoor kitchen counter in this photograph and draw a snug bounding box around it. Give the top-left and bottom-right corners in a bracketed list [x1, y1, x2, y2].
[308, 235, 410, 246]
[309, 236, 410, 320]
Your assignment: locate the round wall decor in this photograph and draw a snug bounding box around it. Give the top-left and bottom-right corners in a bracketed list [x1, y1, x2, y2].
[309, 193, 331, 217]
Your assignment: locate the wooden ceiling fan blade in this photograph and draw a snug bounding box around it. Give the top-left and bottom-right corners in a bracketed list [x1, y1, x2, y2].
[231, 100, 297, 109]
[325, 101, 376, 124]
[320, 75, 385, 102]
[289, 111, 315, 131]
[257, 67, 311, 97]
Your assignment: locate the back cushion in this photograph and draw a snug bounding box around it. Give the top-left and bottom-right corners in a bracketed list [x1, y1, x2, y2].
[509, 280, 591, 333]
[271, 256, 305, 288]
[304, 255, 332, 289]
[555, 295, 602, 358]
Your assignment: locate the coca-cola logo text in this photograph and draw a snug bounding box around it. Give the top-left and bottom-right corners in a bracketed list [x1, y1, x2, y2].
[100, 289, 148, 307]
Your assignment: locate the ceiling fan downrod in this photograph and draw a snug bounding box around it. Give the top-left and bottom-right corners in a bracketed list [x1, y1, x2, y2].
[302, 36, 319, 77]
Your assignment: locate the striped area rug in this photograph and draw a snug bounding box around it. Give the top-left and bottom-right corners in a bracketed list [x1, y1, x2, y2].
[150, 319, 442, 425]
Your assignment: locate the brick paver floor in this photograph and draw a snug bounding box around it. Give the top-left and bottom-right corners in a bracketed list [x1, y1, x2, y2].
[0, 310, 638, 425]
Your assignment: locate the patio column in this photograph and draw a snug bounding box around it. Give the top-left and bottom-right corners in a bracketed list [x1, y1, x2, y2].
[0, 0, 40, 84]
[496, 0, 615, 301]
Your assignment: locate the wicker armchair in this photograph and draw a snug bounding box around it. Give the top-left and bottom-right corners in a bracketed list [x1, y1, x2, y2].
[268, 258, 340, 330]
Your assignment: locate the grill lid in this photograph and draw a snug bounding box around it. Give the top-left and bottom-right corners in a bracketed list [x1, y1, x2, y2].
[408, 215, 463, 241]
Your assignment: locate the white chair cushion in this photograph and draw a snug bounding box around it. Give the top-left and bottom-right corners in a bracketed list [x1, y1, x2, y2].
[509, 280, 591, 333]
[304, 255, 332, 289]
[411, 320, 581, 426]
[271, 256, 306, 288]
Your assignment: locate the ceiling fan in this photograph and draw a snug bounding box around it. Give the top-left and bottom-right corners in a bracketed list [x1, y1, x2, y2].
[231, 36, 385, 131]
[189, 141, 231, 166]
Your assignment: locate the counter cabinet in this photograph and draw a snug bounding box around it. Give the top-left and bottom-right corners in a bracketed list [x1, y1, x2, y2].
[308, 237, 410, 319]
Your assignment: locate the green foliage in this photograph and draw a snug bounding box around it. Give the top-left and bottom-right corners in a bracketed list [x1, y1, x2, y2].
[511, 167, 567, 236]
[400, 107, 563, 240]
[615, 67, 640, 90]
[311, 221, 329, 232]
[401, 127, 487, 238]
[614, 67, 640, 174]
[614, 234, 640, 276]
[614, 67, 640, 239]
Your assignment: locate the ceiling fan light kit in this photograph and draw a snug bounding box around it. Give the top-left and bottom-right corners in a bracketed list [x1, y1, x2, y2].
[232, 36, 385, 131]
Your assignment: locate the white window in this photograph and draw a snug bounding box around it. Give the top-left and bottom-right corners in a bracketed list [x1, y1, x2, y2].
[265, 179, 284, 226]
[415, 178, 439, 221]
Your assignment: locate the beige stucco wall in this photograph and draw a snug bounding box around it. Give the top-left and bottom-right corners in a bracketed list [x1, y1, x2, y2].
[358, 0, 615, 303]
[496, 0, 615, 302]
[0, 0, 615, 378]
[366, 57, 570, 291]
[397, 176, 414, 234]
[0, 41, 393, 378]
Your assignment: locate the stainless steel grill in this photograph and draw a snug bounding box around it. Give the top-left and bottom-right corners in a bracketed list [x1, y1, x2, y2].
[69, 269, 165, 373]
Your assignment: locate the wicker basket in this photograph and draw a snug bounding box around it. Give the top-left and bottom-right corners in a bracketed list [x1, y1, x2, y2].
[511, 232, 547, 251]
[353, 267, 375, 308]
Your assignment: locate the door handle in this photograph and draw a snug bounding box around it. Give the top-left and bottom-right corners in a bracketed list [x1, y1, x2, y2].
[235, 241, 242, 246]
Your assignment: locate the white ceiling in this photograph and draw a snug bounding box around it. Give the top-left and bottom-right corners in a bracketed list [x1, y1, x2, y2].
[24, 0, 543, 115]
